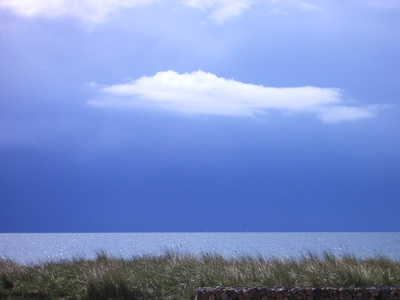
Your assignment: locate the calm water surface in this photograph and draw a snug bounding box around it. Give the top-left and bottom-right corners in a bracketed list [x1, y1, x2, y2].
[1, 232, 399, 265]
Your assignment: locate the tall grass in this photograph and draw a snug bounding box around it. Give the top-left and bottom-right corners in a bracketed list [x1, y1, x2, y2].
[1, 251, 399, 299]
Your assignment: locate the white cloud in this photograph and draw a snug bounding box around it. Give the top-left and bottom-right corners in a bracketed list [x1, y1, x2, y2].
[268, 0, 321, 14]
[0, 0, 325, 24]
[182, 0, 252, 23]
[88, 70, 384, 123]
[298, 2, 320, 11]
[0, 0, 155, 23]
[0, 0, 253, 23]
[316, 105, 381, 123]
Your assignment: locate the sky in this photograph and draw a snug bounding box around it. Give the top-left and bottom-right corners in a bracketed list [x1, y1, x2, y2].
[0, 0, 399, 232]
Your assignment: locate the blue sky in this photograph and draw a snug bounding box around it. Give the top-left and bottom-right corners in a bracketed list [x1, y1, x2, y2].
[0, 0, 399, 232]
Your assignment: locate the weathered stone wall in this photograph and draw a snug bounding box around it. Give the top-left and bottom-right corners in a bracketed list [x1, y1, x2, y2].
[195, 287, 400, 300]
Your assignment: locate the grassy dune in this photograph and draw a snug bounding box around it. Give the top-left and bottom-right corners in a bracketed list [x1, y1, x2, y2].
[1, 251, 399, 299]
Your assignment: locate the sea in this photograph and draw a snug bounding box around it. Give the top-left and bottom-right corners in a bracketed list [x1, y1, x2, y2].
[1, 232, 399, 265]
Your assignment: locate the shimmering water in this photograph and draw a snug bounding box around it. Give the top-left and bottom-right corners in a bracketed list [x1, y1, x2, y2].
[1, 232, 399, 265]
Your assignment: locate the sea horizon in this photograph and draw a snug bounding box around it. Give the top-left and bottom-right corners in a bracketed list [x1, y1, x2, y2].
[2, 232, 400, 265]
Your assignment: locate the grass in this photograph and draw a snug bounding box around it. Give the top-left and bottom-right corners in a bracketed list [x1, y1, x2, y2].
[0, 251, 399, 299]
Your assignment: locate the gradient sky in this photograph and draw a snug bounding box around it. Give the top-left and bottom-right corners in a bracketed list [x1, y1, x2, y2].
[1, 0, 399, 232]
